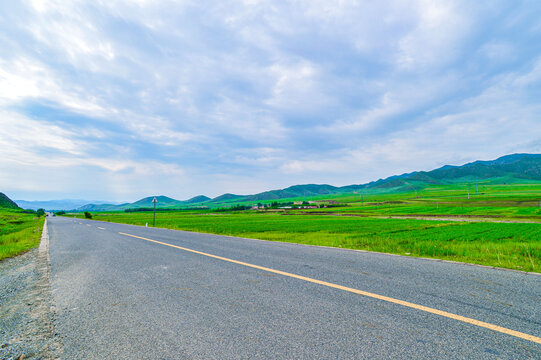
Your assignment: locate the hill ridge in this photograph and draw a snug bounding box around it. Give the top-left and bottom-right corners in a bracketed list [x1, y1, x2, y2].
[0, 193, 21, 209]
[69, 153, 541, 211]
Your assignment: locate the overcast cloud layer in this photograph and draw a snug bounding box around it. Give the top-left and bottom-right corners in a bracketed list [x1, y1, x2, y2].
[1, 0, 541, 201]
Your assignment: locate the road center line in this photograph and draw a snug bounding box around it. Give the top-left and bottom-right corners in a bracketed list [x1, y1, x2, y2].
[118, 231, 541, 344]
[97, 227, 105, 230]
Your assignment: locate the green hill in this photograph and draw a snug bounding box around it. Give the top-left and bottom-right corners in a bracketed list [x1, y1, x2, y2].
[365, 153, 541, 190]
[129, 195, 182, 208]
[242, 184, 342, 201]
[185, 195, 211, 204]
[74, 153, 541, 211]
[77, 195, 207, 212]
[0, 193, 21, 209]
[77, 203, 130, 212]
[211, 193, 245, 202]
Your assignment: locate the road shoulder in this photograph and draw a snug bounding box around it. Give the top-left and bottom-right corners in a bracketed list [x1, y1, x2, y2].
[0, 220, 62, 359]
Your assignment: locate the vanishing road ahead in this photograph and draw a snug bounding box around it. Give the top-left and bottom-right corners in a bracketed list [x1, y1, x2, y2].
[47, 215, 541, 359]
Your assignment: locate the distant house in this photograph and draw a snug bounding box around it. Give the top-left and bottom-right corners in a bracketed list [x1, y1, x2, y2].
[293, 201, 303, 205]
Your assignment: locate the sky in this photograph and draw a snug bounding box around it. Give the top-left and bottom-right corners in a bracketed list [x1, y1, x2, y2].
[1, 0, 541, 202]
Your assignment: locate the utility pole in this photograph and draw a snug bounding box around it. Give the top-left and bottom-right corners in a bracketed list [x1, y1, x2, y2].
[475, 181, 479, 194]
[467, 188, 470, 200]
[361, 192, 364, 204]
[152, 197, 158, 226]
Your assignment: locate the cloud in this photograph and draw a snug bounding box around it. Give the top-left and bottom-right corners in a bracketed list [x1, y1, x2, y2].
[0, 56, 110, 119]
[395, 0, 472, 70]
[1, 0, 540, 200]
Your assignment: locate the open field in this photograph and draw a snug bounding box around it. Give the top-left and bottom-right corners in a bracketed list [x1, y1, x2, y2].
[0, 209, 44, 261]
[179, 182, 541, 220]
[93, 211, 541, 272]
[80, 183, 541, 272]
[298, 183, 541, 220]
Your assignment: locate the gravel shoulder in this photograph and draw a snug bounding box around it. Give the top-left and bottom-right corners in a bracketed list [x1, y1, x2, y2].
[0, 220, 62, 359]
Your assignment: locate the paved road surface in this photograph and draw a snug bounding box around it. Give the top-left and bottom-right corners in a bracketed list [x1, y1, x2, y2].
[47, 215, 541, 359]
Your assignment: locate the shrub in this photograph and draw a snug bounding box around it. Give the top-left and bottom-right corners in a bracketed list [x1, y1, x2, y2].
[84, 211, 92, 219]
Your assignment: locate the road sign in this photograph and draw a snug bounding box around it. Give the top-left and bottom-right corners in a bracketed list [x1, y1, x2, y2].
[152, 197, 158, 226]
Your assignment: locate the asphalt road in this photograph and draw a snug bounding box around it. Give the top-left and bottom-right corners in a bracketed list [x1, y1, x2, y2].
[47, 215, 541, 359]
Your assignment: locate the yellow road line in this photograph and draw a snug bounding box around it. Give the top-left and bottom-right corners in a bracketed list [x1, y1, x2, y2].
[97, 227, 105, 230]
[118, 232, 541, 344]
[86, 224, 90, 227]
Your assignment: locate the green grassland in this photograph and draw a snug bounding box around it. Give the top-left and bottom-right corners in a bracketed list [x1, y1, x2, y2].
[0, 209, 44, 261]
[301, 183, 541, 219]
[93, 212, 541, 272]
[201, 182, 541, 220]
[89, 182, 541, 272]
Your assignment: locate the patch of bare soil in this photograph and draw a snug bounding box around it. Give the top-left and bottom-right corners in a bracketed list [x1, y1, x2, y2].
[381, 215, 541, 223]
[0, 222, 62, 359]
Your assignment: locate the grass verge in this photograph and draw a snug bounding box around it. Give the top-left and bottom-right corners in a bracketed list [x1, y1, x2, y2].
[0, 210, 44, 261]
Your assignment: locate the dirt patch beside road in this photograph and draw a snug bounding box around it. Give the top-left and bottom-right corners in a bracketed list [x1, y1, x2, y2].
[286, 211, 541, 224]
[381, 215, 541, 223]
[0, 221, 62, 359]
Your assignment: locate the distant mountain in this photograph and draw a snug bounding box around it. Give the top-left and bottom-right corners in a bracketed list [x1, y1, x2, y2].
[367, 153, 541, 189]
[185, 195, 211, 203]
[211, 193, 245, 202]
[129, 195, 183, 208]
[75, 195, 209, 212]
[77, 203, 130, 212]
[70, 153, 541, 211]
[0, 193, 20, 210]
[76, 196, 181, 212]
[209, 153, 541, 202]
[14, 199, 118, 211]
[242, 184, 342, 202]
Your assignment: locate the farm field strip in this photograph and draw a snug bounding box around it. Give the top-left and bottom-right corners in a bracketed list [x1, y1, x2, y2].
[305, 184, 541, 220]
[93, 212, 541, 273]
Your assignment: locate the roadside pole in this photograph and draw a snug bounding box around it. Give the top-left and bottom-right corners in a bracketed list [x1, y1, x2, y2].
[152, 197, 157, 227]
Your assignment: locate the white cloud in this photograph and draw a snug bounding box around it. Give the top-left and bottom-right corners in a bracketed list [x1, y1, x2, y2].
[0, 58, 108, 115]
[264, 60, 336, 113]
[0, 110, 83, 161]
[396, 0, 472, 69]
[280, 159, 347, 175]
[478, 41, 515, 63]
[1, 0, 540, 200]
[512, 56, 541, 87]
